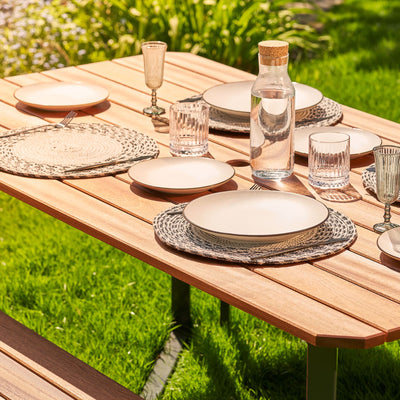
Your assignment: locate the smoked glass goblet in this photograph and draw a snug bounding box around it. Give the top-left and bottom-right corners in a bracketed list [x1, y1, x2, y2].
[141, 41, 167, 116]
[373, 145, 400, 233]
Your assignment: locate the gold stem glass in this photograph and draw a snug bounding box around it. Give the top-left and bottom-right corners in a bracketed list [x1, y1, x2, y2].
[373, 145, 400, 233]
[141, 41, 167, 116]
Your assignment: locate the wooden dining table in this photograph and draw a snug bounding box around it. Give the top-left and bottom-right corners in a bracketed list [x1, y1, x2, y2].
[1, 52, 400, 400]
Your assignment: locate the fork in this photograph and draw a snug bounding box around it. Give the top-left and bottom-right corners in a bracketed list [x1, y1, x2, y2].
[250, 183, 262, 190]
[1, 110, 77, 138]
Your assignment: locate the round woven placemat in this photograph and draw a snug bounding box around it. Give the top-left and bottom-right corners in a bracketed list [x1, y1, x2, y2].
[207, 97, 342, 134]
[0, 123, 159, 179]
[153, 203, 357, 265]
[362, 164, 400, 201]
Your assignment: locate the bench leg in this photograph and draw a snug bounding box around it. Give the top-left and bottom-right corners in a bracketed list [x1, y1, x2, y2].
[307, 344, 338, 400]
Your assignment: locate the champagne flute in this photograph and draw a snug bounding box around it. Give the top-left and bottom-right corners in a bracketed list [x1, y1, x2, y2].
[373, 145, 400, 233]
[141, 41, 167, 116]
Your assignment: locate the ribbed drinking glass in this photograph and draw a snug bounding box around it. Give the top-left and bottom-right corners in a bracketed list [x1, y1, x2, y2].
[373, 145, 400, 233]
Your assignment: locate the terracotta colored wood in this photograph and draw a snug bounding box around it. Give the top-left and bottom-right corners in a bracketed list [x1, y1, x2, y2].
[0, 312, 143, 400]
[1, 53, 400, 352]
[253, 262, 400, 341]
[0, 171, 384, 348]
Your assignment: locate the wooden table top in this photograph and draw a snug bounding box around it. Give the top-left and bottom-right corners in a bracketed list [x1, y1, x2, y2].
[1, 52, 400, 350]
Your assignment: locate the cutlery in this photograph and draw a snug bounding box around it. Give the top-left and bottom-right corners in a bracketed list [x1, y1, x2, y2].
[250, 237, 350, 260]
[166, 209, 184, 216]
[1, 111, 77, 138]
[296, 116, 331, 125]
[65, 154, 155, 173]
[177, 95, 203, 103]
[250, 183, 262, 190]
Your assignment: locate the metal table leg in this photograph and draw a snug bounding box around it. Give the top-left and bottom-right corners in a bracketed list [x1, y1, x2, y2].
[171, 276, 192, 334]
[307, 344, 338, 400]
[220, 300, 230, 326]
[141, 277, 191, 399]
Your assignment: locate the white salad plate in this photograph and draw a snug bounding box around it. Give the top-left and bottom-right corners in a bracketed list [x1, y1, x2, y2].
[128, 157, 235, 194]
[202, 81, 323, 117]
[14, 82, 109, 111]
[294, 126, 382, 159]
[183, 190, 329, 242]
[377, 227, 400, 261]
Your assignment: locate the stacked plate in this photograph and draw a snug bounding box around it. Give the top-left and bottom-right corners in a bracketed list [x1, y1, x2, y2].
[203, 81, 323, 117]
[153, 190, 357, 265]
[183, 190, 328, 242]
[200, 80, 342, 133]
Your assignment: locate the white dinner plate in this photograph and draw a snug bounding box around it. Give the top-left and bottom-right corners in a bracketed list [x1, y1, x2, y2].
[14, 82, 109, 111]
[377, 227, 400, 261]
[128, 157, 235, 194]
[202, 81, 323, 117]
[183, 190, 329, 242]
[294, 126, 382, 159]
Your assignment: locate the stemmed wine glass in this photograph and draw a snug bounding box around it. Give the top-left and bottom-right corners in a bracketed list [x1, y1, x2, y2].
[373, 145, 400, 233]
[141, 41, 167, 116]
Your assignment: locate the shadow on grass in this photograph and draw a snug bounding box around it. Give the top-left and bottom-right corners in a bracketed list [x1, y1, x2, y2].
[326, 1, 400, 70]
[187, 319, 400, 400]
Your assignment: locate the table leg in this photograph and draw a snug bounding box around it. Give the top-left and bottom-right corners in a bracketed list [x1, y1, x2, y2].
[220, 300, 230, 326]
[171, 277, 191, 334]
[307, 344, 338, 400]
[141, 278, 191, 399]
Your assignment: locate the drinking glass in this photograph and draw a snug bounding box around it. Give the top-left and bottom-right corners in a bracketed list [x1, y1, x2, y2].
[308, 132, 350, 189]
[169, 102, 209, 156]
[373, 145, 400, 233]
[141, 41, 167, 116]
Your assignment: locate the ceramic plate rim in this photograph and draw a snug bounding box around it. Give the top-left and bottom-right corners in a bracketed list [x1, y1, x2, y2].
[294, 126, 382, 159]
[183, 190, 329, 241]
[14, 82, 109, 111]
[377, 227, 400, 261]
[202, 81, 323, 117]
[128, 157, 235, 194]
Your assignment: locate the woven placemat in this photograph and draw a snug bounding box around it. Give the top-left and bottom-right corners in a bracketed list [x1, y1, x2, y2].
[153, 203, 357, 265]
[362, 164, 400, 201]
[206, 97, 342, 134]
[0, 123, 159, 179]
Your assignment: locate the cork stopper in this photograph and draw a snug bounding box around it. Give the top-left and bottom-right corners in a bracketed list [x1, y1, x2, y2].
[258, 40, 289, 66]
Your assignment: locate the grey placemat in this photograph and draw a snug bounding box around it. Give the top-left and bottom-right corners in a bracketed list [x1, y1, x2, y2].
[0, 123, 159, 179]
[361, 163, 400, 202]
[153, 203, 357, 265]
[207, 97, 342, 134]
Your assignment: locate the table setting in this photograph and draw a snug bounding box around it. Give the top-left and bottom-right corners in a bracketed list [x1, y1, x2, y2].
[153, 190, 357, 265]
[185, 79, 343, 134]
[5, 39, 398, 268]
[0, 121, 159, 179]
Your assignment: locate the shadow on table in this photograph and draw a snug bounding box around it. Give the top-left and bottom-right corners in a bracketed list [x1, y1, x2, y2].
[15, 100, 111, 117]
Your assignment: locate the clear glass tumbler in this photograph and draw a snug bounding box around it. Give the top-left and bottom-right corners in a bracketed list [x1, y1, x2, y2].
[308, 132, 350, 189]
[373, 145, 400, 233]
[141, 41, 167, 116]
[169, 102, 209, 157]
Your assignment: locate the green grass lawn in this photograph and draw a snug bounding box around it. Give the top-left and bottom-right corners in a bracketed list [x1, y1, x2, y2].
[1, 0, 400, 399]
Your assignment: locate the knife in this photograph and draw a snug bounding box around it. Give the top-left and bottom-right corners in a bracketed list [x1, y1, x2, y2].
[65, 154, 155, 173]
[250, 237, 350, 260]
